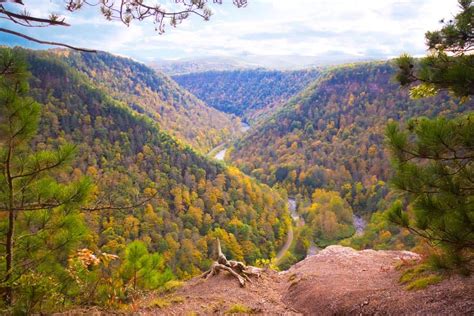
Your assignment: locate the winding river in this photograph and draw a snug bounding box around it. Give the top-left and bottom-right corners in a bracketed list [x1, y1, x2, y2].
[210, 122, 249, 161]
[208, 123, 366, 260]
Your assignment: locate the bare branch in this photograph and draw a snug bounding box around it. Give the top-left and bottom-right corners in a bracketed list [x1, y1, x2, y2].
[0, 27, 96, 52]
[81, 191, 158, 212]
[0, 6, 69, 27]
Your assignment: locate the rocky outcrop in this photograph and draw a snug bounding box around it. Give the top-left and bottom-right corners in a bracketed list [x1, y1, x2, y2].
[140, 246, 473, 315]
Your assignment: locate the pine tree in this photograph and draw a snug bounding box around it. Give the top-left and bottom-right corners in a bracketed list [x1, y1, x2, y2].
[386, 115, 474, 265]
[0, 48, 92, 309]
[120, 241, 173, 291]
[388, 0, 474, 269]
[395, 0, 473, 98]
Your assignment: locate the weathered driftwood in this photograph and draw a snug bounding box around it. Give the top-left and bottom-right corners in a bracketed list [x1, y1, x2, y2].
[201, 239, 262, 287]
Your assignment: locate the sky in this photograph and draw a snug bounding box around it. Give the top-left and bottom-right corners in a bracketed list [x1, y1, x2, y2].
[0, 0, 462, 67]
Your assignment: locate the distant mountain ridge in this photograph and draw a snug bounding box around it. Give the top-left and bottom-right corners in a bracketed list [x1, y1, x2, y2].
[173, 69, 321, 122]
[151, 54, 373, 75]
[150, 56, 259, 75]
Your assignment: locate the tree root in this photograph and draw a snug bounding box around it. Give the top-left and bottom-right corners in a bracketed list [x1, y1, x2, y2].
[201, 239, 262, 287]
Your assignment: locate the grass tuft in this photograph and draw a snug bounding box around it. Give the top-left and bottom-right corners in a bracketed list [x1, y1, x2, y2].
[148, 298, 170, 309]
[399, 262, 445, 291]
[405, 274, 444, 290]
[148, 296, 184, 309]
[225, 303, 256, 314]
[160, 280, 184, 293]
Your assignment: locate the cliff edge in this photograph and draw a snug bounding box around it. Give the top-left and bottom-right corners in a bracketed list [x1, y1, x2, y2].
[140, 246, 473, 315]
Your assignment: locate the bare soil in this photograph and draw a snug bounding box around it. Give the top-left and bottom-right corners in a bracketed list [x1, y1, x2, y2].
[140, 246, 473, 315]
[283, 246, 473, 315]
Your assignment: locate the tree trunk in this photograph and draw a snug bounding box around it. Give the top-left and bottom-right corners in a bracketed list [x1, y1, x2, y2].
[4, 209, 14, 305]
[201, 239, 262, 287]
[4, 141, 14, 305]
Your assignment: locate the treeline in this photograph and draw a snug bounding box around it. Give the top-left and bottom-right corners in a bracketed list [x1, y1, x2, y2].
[49, 49, 240, 153]
[0, 48, 290, 312]
[173, 69, 320, 122]
[230, 62, 472, 216]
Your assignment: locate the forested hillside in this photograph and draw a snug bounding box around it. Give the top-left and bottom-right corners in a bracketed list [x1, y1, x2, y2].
[22, 48, 289, 278]
[173, 69, 320, 122]
[230, 62, 473, 215]
[51, 50, 240, 153]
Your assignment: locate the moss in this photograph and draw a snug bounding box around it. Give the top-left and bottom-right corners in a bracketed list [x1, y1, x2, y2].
[225, 304, 256, 314]
[406, 275, 444, 290]
[399, 264, 430, 283]
[398, 262, 445, 291]
[148, 298, 170, 309]
[148, 296, 184, 309]
[160, 280, 184, 293]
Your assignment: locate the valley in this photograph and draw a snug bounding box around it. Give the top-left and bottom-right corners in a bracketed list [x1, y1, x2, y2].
[174, 69, 320, 123]
[0, 1, 473, 311]
[208, 122, 250, 161]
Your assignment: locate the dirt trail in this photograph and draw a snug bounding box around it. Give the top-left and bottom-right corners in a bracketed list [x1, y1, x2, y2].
[141, 246, 473, 315]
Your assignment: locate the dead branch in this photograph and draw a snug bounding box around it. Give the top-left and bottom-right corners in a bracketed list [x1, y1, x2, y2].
[201, 238, 262, 287]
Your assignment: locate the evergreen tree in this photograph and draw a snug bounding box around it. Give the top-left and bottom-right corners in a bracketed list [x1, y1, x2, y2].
[396, 0, 473, 98]
[121, 241, 173, 291]
[386, 115, 474, 265]
[388, 0, 474, 269]
[0, 49, 92, 310]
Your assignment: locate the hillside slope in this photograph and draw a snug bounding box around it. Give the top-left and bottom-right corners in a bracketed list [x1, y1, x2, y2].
[173, 69, 320, 122]
[22, 48, 290, 277]
[52, 50, 240, 153]
[230, 62, 473, 214]
[139, 246, 473, 314]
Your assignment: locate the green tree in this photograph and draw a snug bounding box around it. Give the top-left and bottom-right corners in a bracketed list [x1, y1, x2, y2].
[396, 0, 473, 98]
[388, 0, 474, 269]
[302, 189, 354, 246]
[121, 240, 173, 291]
[386, 115, 474, 266]
[0, 49, 92, 309]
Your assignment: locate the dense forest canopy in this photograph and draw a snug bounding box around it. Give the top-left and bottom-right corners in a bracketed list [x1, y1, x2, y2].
[0, 0, 472, 313]
[48, 49, 241, 153]
[173, 69, 320, 122]
[28, 47, 289, 272]
[230, 62, 472, 215]
[0, 48, 290, 312]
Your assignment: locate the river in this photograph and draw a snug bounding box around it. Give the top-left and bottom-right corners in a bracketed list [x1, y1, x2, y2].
[208, 123, 365, 260]
[210, 122, 249, 161]
[276, 198, 320, 261]
[214, 148, 227, 160]
[275, 199, 297, 261]
[353, 214, 367, 235]
[278, 198, 366, 260]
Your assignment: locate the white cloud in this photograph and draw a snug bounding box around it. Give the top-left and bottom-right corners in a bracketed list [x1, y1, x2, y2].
[0, 0, 462, 64]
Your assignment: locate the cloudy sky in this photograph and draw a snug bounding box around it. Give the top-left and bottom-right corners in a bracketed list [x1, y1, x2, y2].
[0, 0, 461, 66]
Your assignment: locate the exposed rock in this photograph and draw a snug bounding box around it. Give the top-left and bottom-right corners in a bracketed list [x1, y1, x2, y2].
[140, 246, 473, 315]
